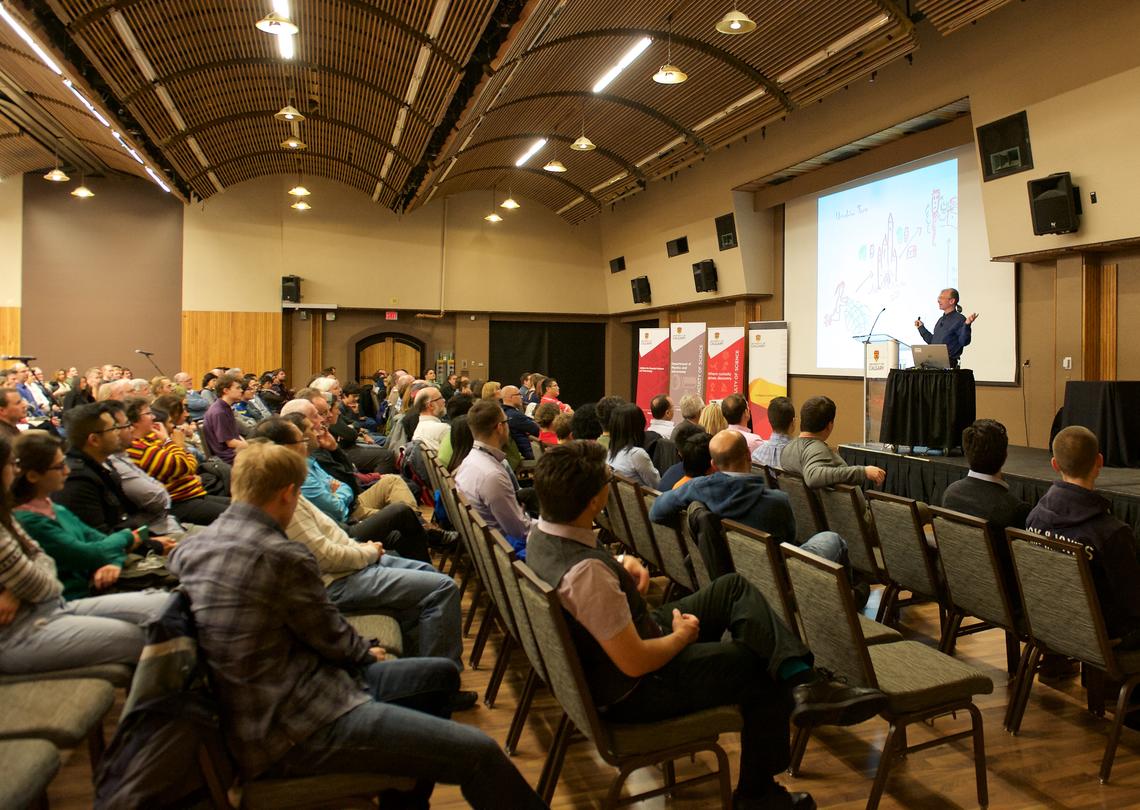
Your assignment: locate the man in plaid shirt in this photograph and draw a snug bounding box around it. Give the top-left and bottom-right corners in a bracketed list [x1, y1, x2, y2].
[170, 441, 543, 808]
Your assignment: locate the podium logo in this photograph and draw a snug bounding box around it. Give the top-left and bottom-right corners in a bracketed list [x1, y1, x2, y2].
[643, 332, 650, 339]
[873, 350, 880, 361]
[676, 326, 683, 334]
[713, 331, 720, 339]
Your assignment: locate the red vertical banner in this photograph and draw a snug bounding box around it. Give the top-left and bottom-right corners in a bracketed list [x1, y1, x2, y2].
[704, 327, 745, 403]
[635, 328, 670, 424]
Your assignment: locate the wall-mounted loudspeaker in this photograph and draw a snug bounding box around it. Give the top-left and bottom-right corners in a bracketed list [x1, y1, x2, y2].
[714, 213, 738, 250]
[1027, 172, 1081, 235]
[282, 274, 301, 303]
[665, 236, 689, 257]
[631, 276, 651, 304]
[609, 256, 626, 273]
[692, 260, 718, 293]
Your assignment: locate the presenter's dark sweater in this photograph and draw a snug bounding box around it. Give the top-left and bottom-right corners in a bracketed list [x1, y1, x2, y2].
[918, 310, 972, 366]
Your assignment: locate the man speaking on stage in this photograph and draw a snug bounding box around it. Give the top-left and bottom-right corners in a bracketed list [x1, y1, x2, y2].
[915, 287, 978, 367]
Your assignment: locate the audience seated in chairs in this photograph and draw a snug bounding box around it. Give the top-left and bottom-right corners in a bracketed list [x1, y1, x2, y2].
[539, 377, 572, 414]
[569, 402, 604, 443]
[647, 394, 675, 439]
[100, 400, 183, 536]
[309, 378, 396, 473]
[535, 401, 560, 445]
[659, 425, 711, 491]
[606, 402, 660, 490]
[722, 393, 764, 456]
[168, 442, 543, 808]
[526, 440, 888, 810]
[201, 373, 248, 465]
[594, 394, 626, 448]
[780, 396, 885, 489]
[411, 387, 449, 452]
[13, 431, 171, 600]
[1026, 425, 1140, 645]
[124, 398, 230, 526]
[249, 422, 466, 672]
[501, 385, 540, 460]
[551, 413, 574, 444]
[0, 387, 27, 439]
[700, 401, 728, 435]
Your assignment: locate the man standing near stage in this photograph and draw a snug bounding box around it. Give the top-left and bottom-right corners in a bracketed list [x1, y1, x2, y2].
[915, 287, 978, 367]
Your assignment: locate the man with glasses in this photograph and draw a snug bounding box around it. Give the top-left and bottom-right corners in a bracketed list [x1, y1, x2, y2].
[500, 385, 539, 460]
[411, 387, 448, 452]
[100, 400, 183, 536]
[454, 400, 534, 557]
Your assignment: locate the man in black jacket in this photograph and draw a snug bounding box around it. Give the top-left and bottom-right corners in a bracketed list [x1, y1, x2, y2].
[55, 403, 171, 554]
[501, 385, 539, 459]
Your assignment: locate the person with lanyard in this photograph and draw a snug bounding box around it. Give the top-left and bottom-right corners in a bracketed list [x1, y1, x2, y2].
[914, 287, 978, 367]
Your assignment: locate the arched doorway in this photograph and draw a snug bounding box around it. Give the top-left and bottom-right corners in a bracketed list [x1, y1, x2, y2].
[355, 333, 425, 381]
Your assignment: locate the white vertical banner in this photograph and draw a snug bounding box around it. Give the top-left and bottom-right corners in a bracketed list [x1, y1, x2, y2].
[746, 321, 789, 440]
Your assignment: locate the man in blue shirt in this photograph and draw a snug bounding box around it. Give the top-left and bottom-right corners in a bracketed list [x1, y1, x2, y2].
[915, 287, 978, 367]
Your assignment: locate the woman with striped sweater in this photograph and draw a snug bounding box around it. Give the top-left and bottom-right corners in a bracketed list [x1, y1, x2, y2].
[0, 433, 166, 675]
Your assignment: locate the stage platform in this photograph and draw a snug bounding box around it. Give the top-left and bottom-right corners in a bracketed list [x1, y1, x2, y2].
[838, 442, 1140, 538]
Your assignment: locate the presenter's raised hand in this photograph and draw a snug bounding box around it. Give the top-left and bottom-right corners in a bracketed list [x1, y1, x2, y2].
[914, 318, 923, 329]
[966, 312, 978, 325]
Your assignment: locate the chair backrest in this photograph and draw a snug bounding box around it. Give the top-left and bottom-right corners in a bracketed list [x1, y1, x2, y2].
[683, 501, 726, 586]
[1007, 528, 1116, 675]
[529, 437, 545, 459]
[514, 562, 606, 747]
[752, 464, 778, 489]
[436, 468, 463, 531]
[722, 519, 798, 634]
[782, 544, 878, 689]
[641, 489, 698, 592]
[452, 487, 493, 598]
[604, 478, 634, 553]
[866, 490, 943, 601]
[771, 469, 826, 545]
[613, 474, 663, 570]
[815, 485, 880, 580]
[467, 506, 519, 640]
[488, 532, 549, 684]
[929, 506, 1017, 631]
[421, 446, 443, 494]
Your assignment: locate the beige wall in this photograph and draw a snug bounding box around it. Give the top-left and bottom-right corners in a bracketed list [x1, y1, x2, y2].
[0, 174, 21, 307]
[182, 177, 604, 315]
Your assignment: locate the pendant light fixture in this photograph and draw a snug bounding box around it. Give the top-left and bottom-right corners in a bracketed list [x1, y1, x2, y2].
[715, 9, 756, 34]
[70, 175, 93, 198]
[500, 188, 520, 210]
[485, 187, 503, 222]
[291, 199, 311, 211]
[43, 165, 69, 182]
[653, 20, 688, 84]
[543, 159, 567, 172]
[280, 135, 307, 150]
[570, 105, 595, 151]
[288, 183, 311, 196]
[255, 11, 298, 36]
[275, 104, 305, 122]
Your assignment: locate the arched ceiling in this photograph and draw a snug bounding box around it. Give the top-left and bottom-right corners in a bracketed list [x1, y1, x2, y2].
[0, 0, 1015, 219]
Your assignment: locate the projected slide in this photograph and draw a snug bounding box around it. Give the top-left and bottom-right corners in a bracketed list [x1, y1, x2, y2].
[816, 158, 958, 369]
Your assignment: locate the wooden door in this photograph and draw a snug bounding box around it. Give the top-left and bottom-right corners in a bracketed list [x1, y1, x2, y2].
[356, 337, 422, 380]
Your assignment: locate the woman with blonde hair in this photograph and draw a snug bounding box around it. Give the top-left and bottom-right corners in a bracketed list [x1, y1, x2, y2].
[481, 381, 501, 401]
[699, 401, 728, 435]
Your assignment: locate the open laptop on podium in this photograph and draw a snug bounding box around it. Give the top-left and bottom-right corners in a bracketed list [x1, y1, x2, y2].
[912, 343, 952, 370]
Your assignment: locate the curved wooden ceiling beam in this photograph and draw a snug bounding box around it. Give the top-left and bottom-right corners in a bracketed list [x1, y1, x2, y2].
[162, 110, 415, 169]
[121, 58, 434, 131]
[436, 165, 600, 208]
[484, 90, 709, 154]
[453, 132, 645, 183]
[186, 149, 400, 197]
[494, 27, 793, 112]
[68, 0, 462, 73]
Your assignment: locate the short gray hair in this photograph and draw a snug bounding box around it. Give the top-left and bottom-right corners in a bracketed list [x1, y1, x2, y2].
[679, 394, 704, 420]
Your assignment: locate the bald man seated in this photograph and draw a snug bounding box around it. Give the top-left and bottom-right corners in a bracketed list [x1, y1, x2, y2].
[649, 430, 848, 569]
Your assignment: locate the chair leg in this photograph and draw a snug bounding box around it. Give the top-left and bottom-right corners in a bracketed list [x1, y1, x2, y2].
[87, 723, 106, 771]
[1099, 676, 1140, 784]
[788, 726, 811, 777]
[876, 584, 898, 626]
[939, 611, 964, 655]
[1010, 645, 1043, 735]
[469, 605, 497, 670]
[966, 702, 989, 806]
[1004, 642, 1034, 730]
[538, 713, 572, 805]
[712, 743, 733, 810]
[1086, 665, 1107, 717]
[603, 764, 636, 810]
[462, 580, 484, 637]
[483, 634, 514, 708]
[866, 721, 902, 810]
[506, 669, 539, 755]
[1004, 632, 1021, 676]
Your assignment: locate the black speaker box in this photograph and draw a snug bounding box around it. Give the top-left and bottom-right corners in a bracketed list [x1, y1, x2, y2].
[609, 256, 626, 273]
[1027, 173, 1081, 236]
[666, 236, 689, 257]
[692, 260, 718, 293]
[714, 213, 737, 250]
[282, 274, 301, 303]
[631, 276, 651, 304]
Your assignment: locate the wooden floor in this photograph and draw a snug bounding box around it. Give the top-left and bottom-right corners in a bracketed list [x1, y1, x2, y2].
[49, 583, 1140, 809]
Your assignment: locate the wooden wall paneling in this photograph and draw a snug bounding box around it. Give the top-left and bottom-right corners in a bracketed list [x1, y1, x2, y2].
[1099, 263, 1118, 380]
[181, 311, 282, 378]
[309, 314, 323, 378]
[1081, 254, 1101, 381]
[0, 307, 19, 356]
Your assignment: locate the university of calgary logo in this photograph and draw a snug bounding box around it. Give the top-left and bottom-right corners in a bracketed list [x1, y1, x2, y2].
[643, 332, 650, 339]
[675, 327, 682, 334]
[873, 350, 880, 361]
[714, 331, 720, 339]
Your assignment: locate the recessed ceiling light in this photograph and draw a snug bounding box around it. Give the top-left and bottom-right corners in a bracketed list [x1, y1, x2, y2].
[280, 136, 307, 150]
[275, 105, 305, 122]
[515, 138, 547, 167]
[715, 10, 756, 34]
[288, 184, 311, 196]
[291, 200, 311, 210]
[593, 37, 652, 93]
[652, 64, 688, 84]
[543, 159, 567, 173]
[43, 167, 69, 182]
[570, 135, 596, 152]
[255, 11, 298, 36]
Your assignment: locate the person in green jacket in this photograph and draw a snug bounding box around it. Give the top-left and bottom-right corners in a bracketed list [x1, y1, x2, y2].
[12, 431, 157, 599]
